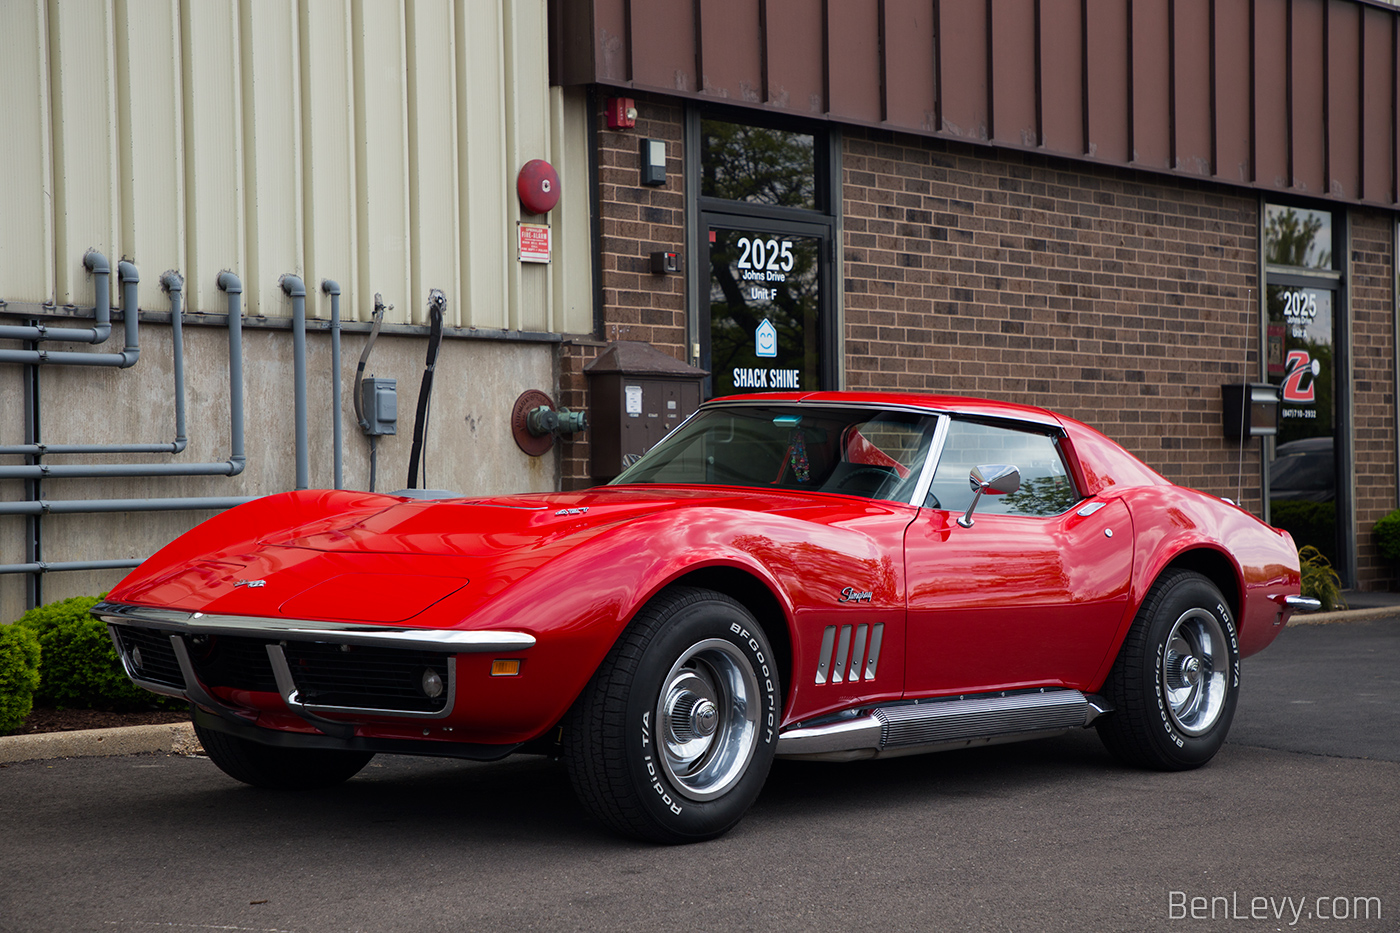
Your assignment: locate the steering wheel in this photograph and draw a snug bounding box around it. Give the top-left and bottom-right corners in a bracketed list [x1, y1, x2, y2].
[834, 465, 899, 495]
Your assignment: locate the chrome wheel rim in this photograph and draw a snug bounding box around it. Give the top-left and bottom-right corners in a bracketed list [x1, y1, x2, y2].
[1161, 608, 1229, 736]
[656, 638, 760, 802]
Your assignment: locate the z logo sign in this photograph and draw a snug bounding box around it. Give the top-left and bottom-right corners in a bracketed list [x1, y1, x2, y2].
[1282, 350, 1319, 404]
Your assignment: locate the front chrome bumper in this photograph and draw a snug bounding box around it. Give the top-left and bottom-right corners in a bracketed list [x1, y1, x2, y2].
[94, 601, 535, 737]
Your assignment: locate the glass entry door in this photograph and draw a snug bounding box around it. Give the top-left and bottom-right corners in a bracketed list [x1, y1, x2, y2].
[702, 217, 831, 398]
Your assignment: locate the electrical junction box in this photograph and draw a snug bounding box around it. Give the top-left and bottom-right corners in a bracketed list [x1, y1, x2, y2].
[361, 377, 397, 436]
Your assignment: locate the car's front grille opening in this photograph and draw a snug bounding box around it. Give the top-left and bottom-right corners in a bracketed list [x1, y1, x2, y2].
[283, 642, 452, 714]
[187, 634, 279, 693]
[113, 626, 185, 690]
[112, 626, 453, 716]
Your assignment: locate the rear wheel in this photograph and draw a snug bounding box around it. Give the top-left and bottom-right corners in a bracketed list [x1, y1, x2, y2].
[194, 722, 374, 790]
[1096, 570, 1240, 770]
[563, 587, 781, 843]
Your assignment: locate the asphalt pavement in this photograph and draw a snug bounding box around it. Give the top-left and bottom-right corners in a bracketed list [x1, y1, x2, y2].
[1, 612, 1396, 933]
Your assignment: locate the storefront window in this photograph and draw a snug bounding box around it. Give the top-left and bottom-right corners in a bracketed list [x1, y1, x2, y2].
[1265, 205, 1333, 270]
[1262, 203, 1343, 575]
[708, 229, 822, 395]
[692, 109, 838, 399]
[700, 120, 817, 211]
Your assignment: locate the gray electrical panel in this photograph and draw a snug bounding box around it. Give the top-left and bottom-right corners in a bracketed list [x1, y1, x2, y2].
[361, 377, 397, 435]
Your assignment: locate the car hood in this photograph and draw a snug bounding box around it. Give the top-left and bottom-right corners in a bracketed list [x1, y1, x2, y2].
[107, 486, 844, 623]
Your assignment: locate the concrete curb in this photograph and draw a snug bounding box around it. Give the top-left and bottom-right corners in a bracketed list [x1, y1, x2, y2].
[1289, 606, 1400, 625]
[0, 721, 202, 764]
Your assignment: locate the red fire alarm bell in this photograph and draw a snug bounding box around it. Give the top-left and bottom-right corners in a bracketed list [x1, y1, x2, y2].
[606, 97, 637, 129]
[517, 159, 561, 215]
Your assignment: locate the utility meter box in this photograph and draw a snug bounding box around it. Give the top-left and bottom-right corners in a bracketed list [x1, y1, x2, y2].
[585, 341, 707, 481]
[1221, 382, 1280, 440]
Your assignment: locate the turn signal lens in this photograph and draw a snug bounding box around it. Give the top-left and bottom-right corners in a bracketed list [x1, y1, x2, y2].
[490, 659, 522, 677]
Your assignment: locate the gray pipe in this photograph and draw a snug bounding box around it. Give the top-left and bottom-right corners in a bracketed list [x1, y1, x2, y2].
[322, 279, 344, 489]
[0, 272, 248, 480]
[219, 271, 247, 476]
[281, 274, 309, 489]
[0, 559, 143, 575]
[0, 251, 139, 367]
[0, 270, 188, 457]
[0, 249, 113, 344]
[0, 496, 257, 517]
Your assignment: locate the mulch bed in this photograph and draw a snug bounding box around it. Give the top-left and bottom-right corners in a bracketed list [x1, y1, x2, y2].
[15, 706, 189, 735]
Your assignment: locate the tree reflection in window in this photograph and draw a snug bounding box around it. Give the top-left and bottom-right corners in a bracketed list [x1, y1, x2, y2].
[1265, 206, 1333, 270]
[701, 120, 817, 210]
[1003, 476, 1082, 517]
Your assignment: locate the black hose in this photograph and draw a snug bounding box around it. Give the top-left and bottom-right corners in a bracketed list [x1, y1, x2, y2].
[353, 295, 388, 433]
[406, 290, 446, 490]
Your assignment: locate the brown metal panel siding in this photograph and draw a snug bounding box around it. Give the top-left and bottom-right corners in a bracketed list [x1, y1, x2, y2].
[883, 0, 938, 131]
[697, 0, 763, 100]
[1086, 0, 1131, 163]
[1328, 0, 1362, 199]
[764, 0, 826, 113]
[559, 0, 1398, 210]
[1131, 0, 1171, 168]
[827, 3, 882, 121]
[1214, 0, 1254, 184]
[1172, 0, 1214, 175]
[1254, 0, 1290, 189]
[592, 0, 630, 83]
[631, 0, 698, 93]
[1362, 6, 1394, 202]
[990, 0, 1040, 148]
[939, 0, 990, 138]
[1039, 0, 1086, 157]
[1291, 0, 1327, 193]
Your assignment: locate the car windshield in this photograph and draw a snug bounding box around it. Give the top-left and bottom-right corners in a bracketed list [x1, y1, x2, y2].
[610, 405, 937, 502]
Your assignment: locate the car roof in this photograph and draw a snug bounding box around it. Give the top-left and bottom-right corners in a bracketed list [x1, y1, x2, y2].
[706, 391, 1064, 428]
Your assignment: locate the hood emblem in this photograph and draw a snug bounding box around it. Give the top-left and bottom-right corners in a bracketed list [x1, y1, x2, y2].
[233, 579, 267, 588]
[555, 507, 589, 517]
[838, 587, 873, 604]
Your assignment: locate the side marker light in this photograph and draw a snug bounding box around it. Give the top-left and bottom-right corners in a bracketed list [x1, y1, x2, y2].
[490, 659, 522, 677]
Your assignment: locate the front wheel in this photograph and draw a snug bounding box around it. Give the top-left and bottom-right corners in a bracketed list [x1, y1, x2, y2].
[194, 722, 375, 790]
[1096, 570, 1240, 770]
[563, 587, 781, 843]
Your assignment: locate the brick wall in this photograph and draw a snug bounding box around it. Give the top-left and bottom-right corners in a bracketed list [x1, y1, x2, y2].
[841, 127, 1266, 516]
[560, 93, 690, 489]
[1350, 209, 1398, 589]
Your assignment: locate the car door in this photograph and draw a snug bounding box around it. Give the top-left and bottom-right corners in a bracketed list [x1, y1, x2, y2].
[903, 418, 1133, 696]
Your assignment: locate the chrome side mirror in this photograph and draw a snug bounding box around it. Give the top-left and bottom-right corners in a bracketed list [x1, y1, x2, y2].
[957, 463, 1021, 528]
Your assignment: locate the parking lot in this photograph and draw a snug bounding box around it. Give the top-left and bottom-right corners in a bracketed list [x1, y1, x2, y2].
[1, 617, 1396, 933]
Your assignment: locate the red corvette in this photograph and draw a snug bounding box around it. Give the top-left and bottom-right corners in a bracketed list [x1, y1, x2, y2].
[95, 392, 1315, 842]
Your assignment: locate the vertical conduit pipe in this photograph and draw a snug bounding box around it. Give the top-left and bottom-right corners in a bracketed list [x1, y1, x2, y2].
[322, 279, 344, 489]
[281, 275, 309, 490]
[115, 261, 141, 367]
[160, 271, 189, 454]
[218, 271, 248, 476]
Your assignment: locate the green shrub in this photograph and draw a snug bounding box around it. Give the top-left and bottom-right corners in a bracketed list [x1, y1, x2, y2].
[1272, 499, 1337, 566]
[0, 623, 42, 734]
[14, 595, 170, 710]
[1373, 509, 1400, 562]
[1298, 546, 1345, 613]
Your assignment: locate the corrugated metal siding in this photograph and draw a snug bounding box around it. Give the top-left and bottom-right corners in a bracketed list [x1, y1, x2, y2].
[1, 0, 592, 332]
[555, 0, 1400, 208]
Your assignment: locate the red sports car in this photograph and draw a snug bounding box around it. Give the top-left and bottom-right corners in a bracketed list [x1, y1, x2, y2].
[95, 392, 1315, 843]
